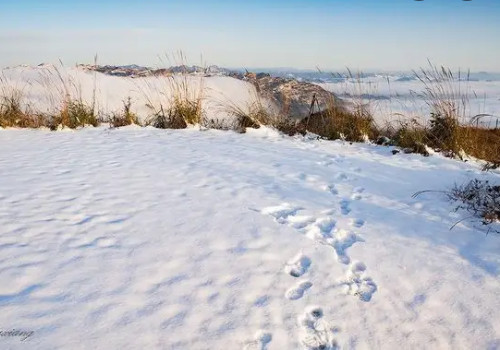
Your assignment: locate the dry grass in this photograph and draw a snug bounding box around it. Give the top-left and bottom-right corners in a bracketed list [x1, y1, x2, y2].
[47, 100, 98, 130]
[302, 104, 375, 141]
[410, 62, 499, 162]
[142, 52, 205, 129]
[295, 69, 378, 141]
[145, 106, 188, 129]
[221, 88, 306, 135]
[0, 85, 47, 128]
[299, 73, 377, 142]
[0, 88, 29, 128]
[37, 60, 101, 130]
[143, 75, 204, 129]
[222, 97, 273, 132]
[387, 119, 429, 155]
[456, 126, 500, 164]
[108, 97, 140, 128]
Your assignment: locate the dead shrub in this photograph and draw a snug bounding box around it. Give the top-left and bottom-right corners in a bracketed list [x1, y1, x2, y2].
[449, 180, 500, 231]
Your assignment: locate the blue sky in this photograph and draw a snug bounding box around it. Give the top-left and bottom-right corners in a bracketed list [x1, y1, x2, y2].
[1, 0, 499, 71]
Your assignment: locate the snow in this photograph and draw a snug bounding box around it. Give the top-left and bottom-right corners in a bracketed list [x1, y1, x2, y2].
[0, 65, 259, 123]
[1, 126, 499, 349]
[3, 65, 500, 127]
[319, 76, 500, 126]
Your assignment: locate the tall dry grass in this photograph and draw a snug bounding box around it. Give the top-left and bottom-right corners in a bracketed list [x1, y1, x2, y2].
[410, 62, 500, 163]
[27, 59, 101, 129]
[299, 69, 377, 141]
[108, 97, 140, 128]
[142, 52, 205, 129]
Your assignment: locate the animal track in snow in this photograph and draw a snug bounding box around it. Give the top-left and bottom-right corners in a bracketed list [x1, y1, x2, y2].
[325, 230, 363, 265]
[339, 199, 351, 215]
[351, 187, 365, 200]
[298, 306, 339, 350]
[243, 330, 273, 350]
[261, 205, 363, 265]
[285, 253, 311, 277]
[339, 261, 377, 302]
[287, 215, 316, 230]
[350, 218, 365, 228]
[286, 280, 313, 300]
[261, 203, 302, 224]
[351, 193, 362, 201]
[305, 217, 337, 241]
[335, 173, 348, 181]
[323, 184, 338, 195]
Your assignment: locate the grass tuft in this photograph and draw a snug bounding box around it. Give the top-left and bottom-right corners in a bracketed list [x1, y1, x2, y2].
[108, 97, 140, 128]
[49, 99, 99, 130]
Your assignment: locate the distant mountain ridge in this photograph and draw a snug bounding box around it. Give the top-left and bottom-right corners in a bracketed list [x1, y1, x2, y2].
[77, 64, 237, 78]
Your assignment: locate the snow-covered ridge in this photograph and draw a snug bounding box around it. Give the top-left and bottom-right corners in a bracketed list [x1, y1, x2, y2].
[2, 64, 499, 126]
[0, 65, 259, 122]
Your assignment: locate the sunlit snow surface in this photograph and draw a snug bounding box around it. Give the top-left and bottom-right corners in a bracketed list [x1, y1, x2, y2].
[0, 126, 499, 349]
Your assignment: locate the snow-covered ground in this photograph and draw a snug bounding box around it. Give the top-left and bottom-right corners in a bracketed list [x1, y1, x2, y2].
[1, 126, 499, 349]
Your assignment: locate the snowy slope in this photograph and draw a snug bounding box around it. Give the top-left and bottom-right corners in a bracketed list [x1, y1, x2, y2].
[3, 65, 500, 127]
[0, 126, 499, 349]
[1, 65, 259, 122]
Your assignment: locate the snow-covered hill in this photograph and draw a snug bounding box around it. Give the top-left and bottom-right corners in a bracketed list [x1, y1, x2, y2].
[0, 65, 259, 123]
[0, 126, 499, 349]
[3, 65, 500, 127]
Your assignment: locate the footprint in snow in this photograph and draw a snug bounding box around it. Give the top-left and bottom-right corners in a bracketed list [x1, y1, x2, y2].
[298, 306, 339, 350]
[351, 187, 365, 200]
[327, 230, 362, 265]
[321, 184, 338, 195]
[340, 199, 351, 215]
[335, 173, 348, 181]
[350, 218, 365, 228]
[243, 330, 273, 350]
[262, 204, 361, 265]
[286, 215, 316, 230]
[286, 280, 313, 300]
[285, 253, 311, 278]
[304, 217, 337, 241]
[339, 261, 377, 302]
[261, 204, 302, 224]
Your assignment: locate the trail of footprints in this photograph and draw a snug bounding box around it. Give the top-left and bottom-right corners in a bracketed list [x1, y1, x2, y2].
[264, 200, 378, 301]
[285, 254, 313, 301]
[247, 177, 378, 348]
[284, 255, 339, 349]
